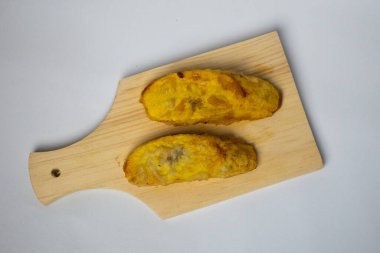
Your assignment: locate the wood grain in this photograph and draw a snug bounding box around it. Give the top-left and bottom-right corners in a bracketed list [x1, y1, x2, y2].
[29, 31, 323, 218]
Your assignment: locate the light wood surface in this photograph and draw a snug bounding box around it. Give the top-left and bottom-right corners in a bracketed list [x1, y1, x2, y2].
[29, 31, 323, 218]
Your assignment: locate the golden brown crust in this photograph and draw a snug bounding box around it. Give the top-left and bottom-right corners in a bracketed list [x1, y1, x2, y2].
[124, 134, 257, 186]
[140, 69, 280, 125]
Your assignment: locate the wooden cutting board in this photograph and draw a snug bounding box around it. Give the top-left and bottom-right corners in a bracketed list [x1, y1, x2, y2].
[29, 31, 323, 218]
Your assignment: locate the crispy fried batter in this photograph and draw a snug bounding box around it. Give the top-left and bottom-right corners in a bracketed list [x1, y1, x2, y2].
[141, 70, 280, 125]
[124, 134, 257, 186]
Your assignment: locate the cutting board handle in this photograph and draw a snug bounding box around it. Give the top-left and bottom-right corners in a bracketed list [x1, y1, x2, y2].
[28, 146, 105, 205]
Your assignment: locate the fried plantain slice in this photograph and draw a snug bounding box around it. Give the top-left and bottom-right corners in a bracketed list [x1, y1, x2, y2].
[124, 134, 257, 186]
[141, 69, 280, 125]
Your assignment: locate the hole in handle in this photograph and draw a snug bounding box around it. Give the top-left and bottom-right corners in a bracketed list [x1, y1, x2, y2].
[51, 168, 61, 178]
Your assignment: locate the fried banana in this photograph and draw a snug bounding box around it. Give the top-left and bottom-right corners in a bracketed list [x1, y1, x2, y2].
[141, 69, 280, 125]
[124, 134, 257, 186]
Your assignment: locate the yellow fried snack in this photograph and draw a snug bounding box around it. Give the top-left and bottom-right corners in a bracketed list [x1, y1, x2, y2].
[124, 134, 257, 186]
[141, 69, 280, 125]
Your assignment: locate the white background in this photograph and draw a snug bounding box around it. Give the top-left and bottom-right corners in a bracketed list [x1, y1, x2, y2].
[1, 0, 379, 252]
